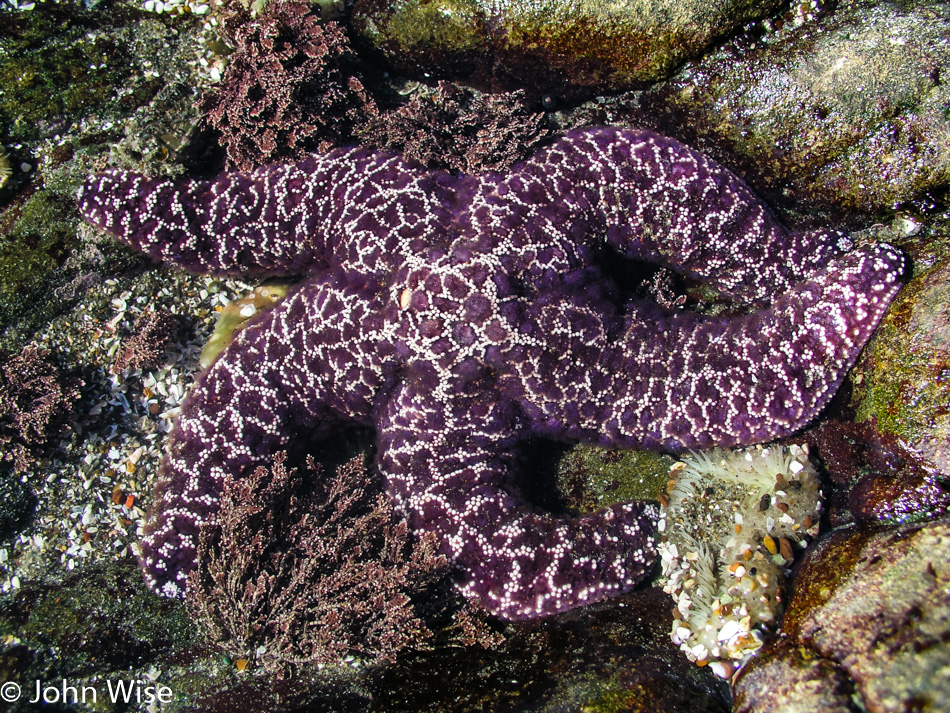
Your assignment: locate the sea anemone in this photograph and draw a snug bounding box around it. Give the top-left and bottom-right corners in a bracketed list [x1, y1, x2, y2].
[658, 444, 822, 679]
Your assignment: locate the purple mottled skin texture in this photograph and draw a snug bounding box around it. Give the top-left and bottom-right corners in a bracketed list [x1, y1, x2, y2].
[78, 127, 905, 620]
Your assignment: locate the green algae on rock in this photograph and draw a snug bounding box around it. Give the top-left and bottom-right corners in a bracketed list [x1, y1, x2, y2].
[0, 560, 196, 681]
[351, 0, 787, 97]
[556, 443, 673, 513]
[0, 0, 215, 349]
[353, 0, 488, 80]
[0, 189, 81, 337]
[0, 2, 170, 144]
[851, 258, 950, 476]
[0, 151, 12, 190]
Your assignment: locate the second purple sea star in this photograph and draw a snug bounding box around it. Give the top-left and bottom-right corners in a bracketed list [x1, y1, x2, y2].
[78, 127, 904, 620]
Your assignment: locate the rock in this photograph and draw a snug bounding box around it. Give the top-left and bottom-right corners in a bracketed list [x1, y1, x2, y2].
[851, 257, 950, 476]
[371, 587, 730, 713]
[0, 476, 36, 542]
[733, 643, 856, 713]
[571, 0, 950, 220]
[350, 0, 787, 99]
[0, 1, 209, 349]
[848, 449, 950, 525]
[733, 519, 950, 712]
[163, 587, 728, 713]
[0, 560, 197, 678]
[795, 415, 950, 527]
[556, 443, 673, 512]
[184, 669, 371, 713]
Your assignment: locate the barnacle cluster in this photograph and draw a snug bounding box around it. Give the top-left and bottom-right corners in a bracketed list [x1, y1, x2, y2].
[657, 444, 822, 679]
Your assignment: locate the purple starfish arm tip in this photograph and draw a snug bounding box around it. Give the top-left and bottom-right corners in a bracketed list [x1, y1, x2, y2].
[80, 127, 905, 619]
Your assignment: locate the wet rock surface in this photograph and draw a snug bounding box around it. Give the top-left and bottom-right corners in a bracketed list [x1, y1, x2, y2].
[799, 414, 950, 528]
[0, 3, 209, 352]
[733, 643, 856, 713]
[350, 0, 787, 98]
[734, 519, 950, 713]
[181, 587, 730, 713]
[0, 477, 36, 544]
[373, 588, 730, 713]
[0, 560, 197, 686]
[565, 0, 950, 222]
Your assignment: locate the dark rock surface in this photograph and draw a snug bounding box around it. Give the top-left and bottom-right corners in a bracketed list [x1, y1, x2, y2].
[219, 586, 728, 713]
[0, 477, 35, 544]
[734, 519, 950, 712]
[0, 561, 197, 695]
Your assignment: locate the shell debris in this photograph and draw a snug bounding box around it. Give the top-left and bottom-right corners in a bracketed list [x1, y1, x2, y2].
[0, 272, 255, 592]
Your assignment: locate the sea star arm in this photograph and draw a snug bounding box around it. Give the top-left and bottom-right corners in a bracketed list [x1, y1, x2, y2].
[140, 277, 395, 596]
[77, 125, 906, 622]
[376, 376, 658, 620]
[77, 150, 457, 278]
[502, 243, 905, 451]
[482, 127, 852, 304]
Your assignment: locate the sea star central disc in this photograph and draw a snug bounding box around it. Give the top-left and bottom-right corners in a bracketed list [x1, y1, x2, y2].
[78, 127, 904, 619]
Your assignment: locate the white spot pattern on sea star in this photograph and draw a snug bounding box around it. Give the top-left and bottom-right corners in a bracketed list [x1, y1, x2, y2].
[78, 127, 904, 619]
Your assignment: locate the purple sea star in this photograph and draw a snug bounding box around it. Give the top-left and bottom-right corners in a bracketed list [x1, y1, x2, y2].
[77, 127, 904, 620]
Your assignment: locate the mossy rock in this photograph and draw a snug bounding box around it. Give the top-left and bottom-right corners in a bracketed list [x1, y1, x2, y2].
[351, 0, 786, 98]
[557, 444, 672, 512]
[0, 189, 79, 329]
[0, 560, 197, 680]
[588, 0, 950, 221]
[734, 519, 950, 712]
[851, 257, 950, 475]
[0, 475, 36, 543]
[0, 2, 166, 144]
